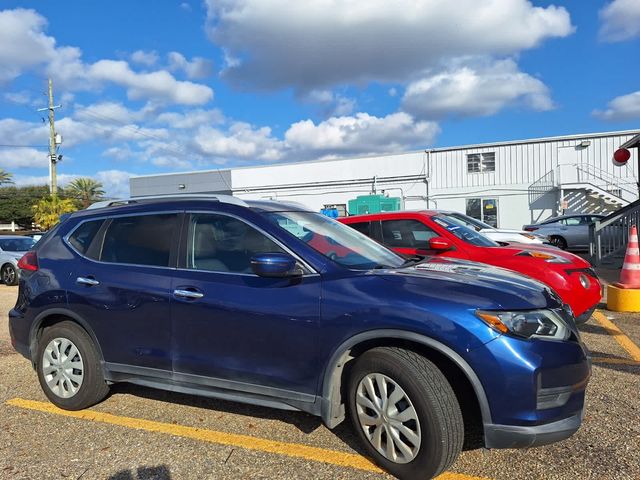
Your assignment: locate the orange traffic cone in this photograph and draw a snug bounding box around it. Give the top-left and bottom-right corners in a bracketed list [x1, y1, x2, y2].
[614, 225, 640, 289]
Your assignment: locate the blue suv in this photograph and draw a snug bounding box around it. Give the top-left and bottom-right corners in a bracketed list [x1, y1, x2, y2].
[9, 196, 591, 479]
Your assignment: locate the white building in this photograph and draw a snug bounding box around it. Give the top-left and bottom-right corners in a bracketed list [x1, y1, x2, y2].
[130, 130, 639, 229]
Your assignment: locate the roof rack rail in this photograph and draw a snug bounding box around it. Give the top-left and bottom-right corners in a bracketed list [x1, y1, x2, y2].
[87, 194, 249, 210]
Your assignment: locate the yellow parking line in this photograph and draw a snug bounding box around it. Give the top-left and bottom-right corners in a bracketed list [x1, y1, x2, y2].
[593, 310, 640, 362]
[6, 398, 488, 480]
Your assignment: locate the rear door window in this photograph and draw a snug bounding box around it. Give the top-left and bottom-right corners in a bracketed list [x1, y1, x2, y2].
[100, 214, 179, 267]
[347, 221, 372, 237]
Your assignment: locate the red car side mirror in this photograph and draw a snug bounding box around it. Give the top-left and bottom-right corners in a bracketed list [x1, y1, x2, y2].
[429, 237, 453, 251]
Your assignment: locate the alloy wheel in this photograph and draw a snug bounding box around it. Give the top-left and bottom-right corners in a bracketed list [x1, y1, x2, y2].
[2, 265, 15, 285]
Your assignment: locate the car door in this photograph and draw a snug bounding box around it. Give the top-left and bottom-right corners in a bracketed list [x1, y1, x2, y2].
[562, 216, 588, 248]
[66, 212, 179, 372]
[170, 211, 321, 397]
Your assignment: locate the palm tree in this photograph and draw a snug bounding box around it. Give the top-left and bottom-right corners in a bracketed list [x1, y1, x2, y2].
[66, 177, 105, 208]
[32, 195, 77, 230]
[0, 169, 13, 185]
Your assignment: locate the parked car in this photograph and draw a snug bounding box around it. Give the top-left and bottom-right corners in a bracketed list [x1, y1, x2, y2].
[25, 231, 47, 243]
[523, 214, 605, 250]
[0, 235, 36, 286]
[340, 211, 601, 324]
[442, 211, 549, 245]
[10, 196, 591, 480]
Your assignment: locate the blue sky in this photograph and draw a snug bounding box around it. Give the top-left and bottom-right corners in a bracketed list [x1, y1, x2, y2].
[0, 0, 639, 196]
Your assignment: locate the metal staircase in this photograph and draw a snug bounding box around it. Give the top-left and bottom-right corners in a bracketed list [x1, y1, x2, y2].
[528, 164, 636, 214]
[590, 198, 640, 266]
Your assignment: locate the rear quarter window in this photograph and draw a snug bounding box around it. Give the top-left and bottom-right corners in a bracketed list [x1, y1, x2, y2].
[67, 219, 105, 257]
[100, 213, 178, 267]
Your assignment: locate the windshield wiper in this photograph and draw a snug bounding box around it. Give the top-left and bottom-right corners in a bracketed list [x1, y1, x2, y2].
[400, 254, 426, 267]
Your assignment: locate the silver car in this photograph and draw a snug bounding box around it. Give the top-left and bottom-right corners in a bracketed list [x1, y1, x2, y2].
[0, 235, 36, 286]
[523, 214, 605, 250]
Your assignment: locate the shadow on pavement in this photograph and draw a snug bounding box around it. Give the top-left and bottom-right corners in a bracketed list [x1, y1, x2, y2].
[578, 323, 609, 336]
[108, 465, 172, 480]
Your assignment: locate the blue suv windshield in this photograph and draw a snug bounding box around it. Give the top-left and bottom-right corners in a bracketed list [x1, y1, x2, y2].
[265, 211, 405, 269]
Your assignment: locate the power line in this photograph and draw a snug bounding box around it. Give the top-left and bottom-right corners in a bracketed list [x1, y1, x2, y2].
[0, 144, 48, 148]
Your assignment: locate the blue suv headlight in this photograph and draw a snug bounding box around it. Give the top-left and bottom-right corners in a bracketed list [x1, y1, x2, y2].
[476, 309, 570, 341]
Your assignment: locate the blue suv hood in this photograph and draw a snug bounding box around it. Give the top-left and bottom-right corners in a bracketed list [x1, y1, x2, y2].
[377, 256, 560, 311]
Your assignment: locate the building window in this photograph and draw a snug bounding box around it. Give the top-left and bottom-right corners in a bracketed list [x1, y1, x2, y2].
[467, 152, 495, 173]
[466, 198, 498, 228]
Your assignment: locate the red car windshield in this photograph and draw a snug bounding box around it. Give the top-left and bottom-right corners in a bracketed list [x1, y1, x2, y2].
[266, 211, 405, 269]
[433, 215, 499, 247]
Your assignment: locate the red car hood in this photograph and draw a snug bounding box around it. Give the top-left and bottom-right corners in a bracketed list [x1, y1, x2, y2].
[476, 243, 589, 267]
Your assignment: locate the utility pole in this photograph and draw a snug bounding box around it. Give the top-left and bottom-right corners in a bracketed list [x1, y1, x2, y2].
[38, 79, 61, 196]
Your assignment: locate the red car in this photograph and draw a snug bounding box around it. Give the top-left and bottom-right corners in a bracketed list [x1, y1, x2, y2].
[340, 211, 601, 324]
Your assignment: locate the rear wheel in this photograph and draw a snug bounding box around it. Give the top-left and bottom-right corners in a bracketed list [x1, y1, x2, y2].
[36, 321, 109, 410]
[348, 347, 464, 479]
[549, 235, 567, 250]
[1, 264, 17, 286]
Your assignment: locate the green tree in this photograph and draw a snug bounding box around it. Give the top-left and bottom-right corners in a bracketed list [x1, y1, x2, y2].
[65, 177, 105, 208]
[0, 169, 13, 185]
[0, 185, 50, 228]
[32, 195, 77, 230]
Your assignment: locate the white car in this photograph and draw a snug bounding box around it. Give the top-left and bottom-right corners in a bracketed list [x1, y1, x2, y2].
[443, 212, 550, 245]
[0, 235, 37, 286]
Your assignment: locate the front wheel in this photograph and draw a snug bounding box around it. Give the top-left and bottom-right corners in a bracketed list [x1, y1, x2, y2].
[1, 264, 18, 286]
[549, 235, 567, 250]
[348, 347, 464, 480]
[36, 321, 109, 410]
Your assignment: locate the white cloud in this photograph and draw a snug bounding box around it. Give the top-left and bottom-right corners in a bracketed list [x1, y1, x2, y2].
[155, 108, 225, 129]
[593, 91, 640, 121]
[131, 50, 159, 66]
[205, 0, 572, 91]
[74, 101, 144, 125]
[0, 8, 214, 106]
[0, 148, 48, 169]
[88, 60, 213, 105]
[0, 8, 56, 81]
[285, 112, 439, 157]
[194, 122, 285, 162]
[301, 89, 357, 116]
[0, 118, 48, 147]
[3, 91, 33, 105]
[102, 146, 134, 161]
[94, 170, 132, 198]
[599, 0, 640, 42]
[167, 52, 214, 79]
[401, 58, 554, 119]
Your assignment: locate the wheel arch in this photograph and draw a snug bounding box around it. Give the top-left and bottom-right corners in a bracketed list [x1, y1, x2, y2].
[29, 308, 105, 367]
[319, 330, 492, 432]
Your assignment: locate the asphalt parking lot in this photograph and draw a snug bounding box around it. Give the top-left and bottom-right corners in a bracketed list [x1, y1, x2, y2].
[0, 285, 639, 480]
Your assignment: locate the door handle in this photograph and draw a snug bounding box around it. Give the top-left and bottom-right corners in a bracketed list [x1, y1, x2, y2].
[173, 289, 204, 300]
[76, 276, 99, 286]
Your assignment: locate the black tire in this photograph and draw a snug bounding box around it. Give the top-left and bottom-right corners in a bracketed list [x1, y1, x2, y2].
[549, 235, 567, 250]
[1, 264, 18, 286]
[36, 321, 109, 410]
[347, 347, 464, 480]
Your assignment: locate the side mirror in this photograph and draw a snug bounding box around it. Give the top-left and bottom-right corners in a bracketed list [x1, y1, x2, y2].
[429, 237, 453, 251]
[251, 252, 302, 278]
